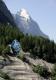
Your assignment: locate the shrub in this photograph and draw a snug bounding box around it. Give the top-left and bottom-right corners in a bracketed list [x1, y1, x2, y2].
[2, 46, 10, 54]
[0, 70, 14, 80]
[33, 65, 50, 78]
[17, 51, 25, 61]
[51, 64, 56, 80]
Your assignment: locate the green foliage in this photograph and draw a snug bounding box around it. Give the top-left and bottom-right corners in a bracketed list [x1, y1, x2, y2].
[51, 64, 56, 80]
[0, 23, 56, 63]
[17, 51, 25, 61]
[33, 65, 50, 78]
[0, 45, 5, 55]
[21, 35, 56, 63]
[2, 46, 10, 55]
[0, 23, 24, 45]
[0, 70, 14, 80]
[0, 23, 24, 55]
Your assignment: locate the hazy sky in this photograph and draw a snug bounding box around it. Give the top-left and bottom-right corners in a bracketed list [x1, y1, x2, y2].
[3, 0, 56, 42]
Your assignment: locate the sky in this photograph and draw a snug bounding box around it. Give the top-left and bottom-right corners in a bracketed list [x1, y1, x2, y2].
[3, 0, 56, 42]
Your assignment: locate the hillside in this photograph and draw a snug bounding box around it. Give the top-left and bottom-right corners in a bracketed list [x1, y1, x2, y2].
[0, 50, 55, 80]
[0, 1, 56, 80]
[0, 53, 53, 80]
[0, 24, 56, 80]
[0, 0, 16, 26]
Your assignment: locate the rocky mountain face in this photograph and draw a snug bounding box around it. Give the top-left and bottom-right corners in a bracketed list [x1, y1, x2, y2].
[0, 0, 16, 26]
[14, 9, 48, 38]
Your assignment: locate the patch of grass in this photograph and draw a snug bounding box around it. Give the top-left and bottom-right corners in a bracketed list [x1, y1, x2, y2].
[17, 51, 30, 64]
[0, 70, 14, 80]
[17, 51, 25, 61]
[32, 64, 51, 78]
[51, 64, 56, 80]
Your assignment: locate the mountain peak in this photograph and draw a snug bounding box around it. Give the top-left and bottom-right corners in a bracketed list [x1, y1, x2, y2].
[14, 9, 48, 38]
[19, 8, 30, 21]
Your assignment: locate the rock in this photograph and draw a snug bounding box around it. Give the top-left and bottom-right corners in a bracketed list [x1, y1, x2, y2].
[25, 56, 54, 72]
[0, 77, 5, 80]
[1, 56, 43, 80]
[0, 56, 11, 69]
[0, 54, 52, 80]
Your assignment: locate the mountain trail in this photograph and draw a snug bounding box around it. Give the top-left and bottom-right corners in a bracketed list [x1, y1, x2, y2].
[1, 56, 44, 80]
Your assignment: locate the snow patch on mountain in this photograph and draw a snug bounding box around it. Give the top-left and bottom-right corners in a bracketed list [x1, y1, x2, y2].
[13, 9, 48, 38]
[19, 8, 30, 21]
